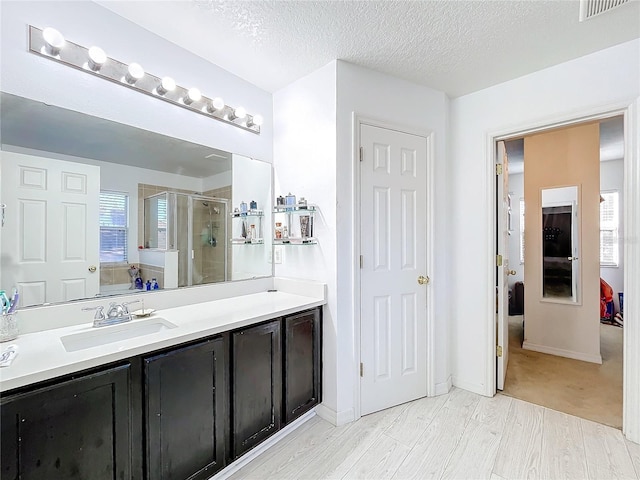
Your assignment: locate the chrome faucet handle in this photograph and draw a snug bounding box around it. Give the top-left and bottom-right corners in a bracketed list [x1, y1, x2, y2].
[106, 302, 122, 318]
[82, 305, 105, 320]
[121, 300, 141, 314]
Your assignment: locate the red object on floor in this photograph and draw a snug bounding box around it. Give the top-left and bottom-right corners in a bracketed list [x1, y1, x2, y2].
[600, 278, 614, 319]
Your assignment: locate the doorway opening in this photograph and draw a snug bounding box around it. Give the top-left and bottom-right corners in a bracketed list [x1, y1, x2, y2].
[495, 116, 625, 429]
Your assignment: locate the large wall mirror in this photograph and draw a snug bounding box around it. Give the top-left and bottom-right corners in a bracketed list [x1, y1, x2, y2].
[0, 92, 273, 308]
[541, 185, 580, 304]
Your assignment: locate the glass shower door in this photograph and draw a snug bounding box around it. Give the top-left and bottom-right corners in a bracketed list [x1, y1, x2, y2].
[191, 198, 227, 285]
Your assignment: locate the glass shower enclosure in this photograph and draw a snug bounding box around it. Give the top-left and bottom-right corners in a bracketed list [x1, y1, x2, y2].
[144, 192, 228, 287]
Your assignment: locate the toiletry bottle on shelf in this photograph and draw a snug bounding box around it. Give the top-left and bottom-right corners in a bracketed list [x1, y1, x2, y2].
[146, 280, 151, 291]
[152, 278, 159, 290]
[240, 201, 248, 215]
[283, 225, 288, 239]
[135, 277, 143, 290]
[275, 222, 283, 239]
[285, 192, 296, 210]
[250, 224, 257, 241]
[250, 200, 257, 211]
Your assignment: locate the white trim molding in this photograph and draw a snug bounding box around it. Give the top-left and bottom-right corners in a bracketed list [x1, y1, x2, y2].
[623, 97, 640, 444]
[315, 403, 354, 427]
[435, 375, 453, 396]
[522, 341, 603, 364]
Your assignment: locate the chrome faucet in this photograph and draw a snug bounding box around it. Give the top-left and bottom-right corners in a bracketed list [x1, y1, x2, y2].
[83, 300, 140, 327]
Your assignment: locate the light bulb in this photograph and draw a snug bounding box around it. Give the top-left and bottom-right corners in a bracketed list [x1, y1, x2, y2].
[234, 106, 246, 120]
[229, 106, 246, 121]
[183, 88, 201, 105]
[87, 46, 107, 71]
[247, 114, 264, 128]
[156, 77, 176, 96]
[207, 97, 225, 113]
[42, 27, 65, 56]
[125, 63, 144, 84]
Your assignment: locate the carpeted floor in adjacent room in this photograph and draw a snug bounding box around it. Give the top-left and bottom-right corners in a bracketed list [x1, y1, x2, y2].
[501, 315, 623, 429]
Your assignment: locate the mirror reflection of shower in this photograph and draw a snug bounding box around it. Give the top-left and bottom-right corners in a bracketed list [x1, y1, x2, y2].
[144, 192, 228, 287]
[202, 201, 220, 247]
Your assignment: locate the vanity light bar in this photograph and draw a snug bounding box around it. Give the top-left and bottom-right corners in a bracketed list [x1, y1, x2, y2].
[28, 26, 262, 134]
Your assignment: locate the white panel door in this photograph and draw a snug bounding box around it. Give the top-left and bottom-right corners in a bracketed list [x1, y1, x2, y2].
[1, 151, 100, 307]
[360, 124, 428, 415]
[497, 141, 511, 390]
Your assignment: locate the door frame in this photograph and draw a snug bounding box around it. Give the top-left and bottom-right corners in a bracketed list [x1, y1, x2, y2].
[352, 113, 436, 421]
[488, 99, 640, 441]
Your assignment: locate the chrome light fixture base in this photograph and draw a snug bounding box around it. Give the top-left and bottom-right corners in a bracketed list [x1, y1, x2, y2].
[28, 25, 261, 135]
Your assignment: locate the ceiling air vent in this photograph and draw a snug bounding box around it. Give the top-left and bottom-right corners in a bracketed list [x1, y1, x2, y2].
[580, 0, 629, 21]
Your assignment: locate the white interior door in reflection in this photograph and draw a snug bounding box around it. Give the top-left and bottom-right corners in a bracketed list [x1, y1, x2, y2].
[541, 186, 579, 303]
[1, 151, 100, 306]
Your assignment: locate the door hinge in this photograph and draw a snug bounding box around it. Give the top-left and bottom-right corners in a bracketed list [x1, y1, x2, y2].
[360, 362, 364, 377]
[359, 146, 364, 162]
[496, 254, 503, 267]
[496, 164, 503, 175]
[497, 346, 503, 357]
[360, 255, 364, 268]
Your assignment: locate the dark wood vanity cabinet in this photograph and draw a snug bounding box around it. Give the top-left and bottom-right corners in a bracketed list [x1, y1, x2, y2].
[229, 308, 322, 458]
[231, 320, 282, 459]
[144, 336, 227, 480]
[0, 364, 132, 480]
[0, 306, 322, 479]
[283, 308, 321, 424]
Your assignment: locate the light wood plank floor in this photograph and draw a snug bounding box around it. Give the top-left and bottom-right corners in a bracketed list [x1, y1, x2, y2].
[229, 388, 640, 480]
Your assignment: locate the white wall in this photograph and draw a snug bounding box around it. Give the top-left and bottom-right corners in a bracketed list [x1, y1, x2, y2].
[0, 1, 272, 162]
[273, 61, 339, 419]
[600, 159, 625, 312]
[449, 39, 640, 395]
[274, 60, 449, 423]
[336, 62, 451, 408]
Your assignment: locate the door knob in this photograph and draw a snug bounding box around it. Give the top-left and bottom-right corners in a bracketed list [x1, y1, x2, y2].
[418, 275, 430, 285]
[567, 257, 579, 261]
[88, 265, 97, 273]
[507, 269, 516, 276]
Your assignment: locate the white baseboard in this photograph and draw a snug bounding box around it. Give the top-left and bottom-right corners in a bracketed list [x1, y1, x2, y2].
[452, 376, 491, 396]
[209, 410, 316, 480]
[315, 403, 354, 426]
[435, 376, 452, 396]
[522, 341, 603, 364]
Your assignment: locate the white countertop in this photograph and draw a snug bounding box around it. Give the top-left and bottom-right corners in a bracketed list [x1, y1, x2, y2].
[0, 290, 325, 393]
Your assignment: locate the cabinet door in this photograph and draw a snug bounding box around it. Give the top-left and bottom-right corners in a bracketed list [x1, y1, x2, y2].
[144, 336, 227, 480]
[284, 308, 322, 424]
[1, 364, 131, 480]
[231, 320, 281, 458]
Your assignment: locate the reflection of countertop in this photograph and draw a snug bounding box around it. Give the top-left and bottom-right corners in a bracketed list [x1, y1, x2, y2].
[0, 288, 325, 393]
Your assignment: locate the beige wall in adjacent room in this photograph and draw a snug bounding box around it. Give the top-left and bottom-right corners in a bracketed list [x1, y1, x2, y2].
[523, 122, 601, 363]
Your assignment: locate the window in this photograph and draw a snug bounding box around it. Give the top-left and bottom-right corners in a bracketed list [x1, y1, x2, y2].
[600, 191, 619, 267]
[100, 191, 128, 263]
[519, 198, 525, 264]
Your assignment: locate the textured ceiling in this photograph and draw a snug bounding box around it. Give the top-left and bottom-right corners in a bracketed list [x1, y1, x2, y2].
[97, 0, 640, 97]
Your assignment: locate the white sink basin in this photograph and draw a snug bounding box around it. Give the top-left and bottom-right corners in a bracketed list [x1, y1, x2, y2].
[61, 318, 178, 352]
